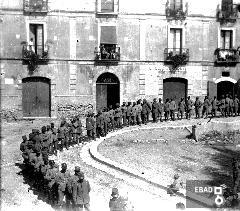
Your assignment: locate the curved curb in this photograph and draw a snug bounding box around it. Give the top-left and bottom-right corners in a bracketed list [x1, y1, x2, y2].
[88, 124, 215, 208]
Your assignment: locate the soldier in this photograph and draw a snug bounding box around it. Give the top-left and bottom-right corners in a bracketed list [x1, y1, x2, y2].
[234, 95, 239, 117]
[76, 117, 83, 145]
[164, 98, 170, 121]
[58, 120, 68, 151]
[219, 95, 226, 117]
[86, 112, 95, 141]
[121, 102, 127, 127]
[157, 98, 164, 122]
[41, 126, 50, 161]
[33, 150, 44, 190]
[131, 102, 137, 126]
[109, 188, 134, 211]
[32, 129, 43, 153]
[71, 117, 78, 145]
[50, 123, 58, 155]
[186, 96, 193, 120]
[102, 108, 109, 136]
[56, 163, 71, 208]
[126, 102, 132, 127]
[178, 98, 186, 120]
[152, 98, 159, 123]
[169, 98, 177, 121]
[225, 94, 230, 117]
[115, 103, 122, 129]
[108, 105, 115, 131]
[72, 172, 91, 211]
[146, 100, 152, 123]
[65, 120, 72, 148]
[211, 96, 218, 118]
[229, 95, 234, 117]
[141, 99, 149, 125]
[46, 160, 59, 206]
[96, 110, 105, 137]
[46, 125, 53, 154]
[136, 99, 142, 125]
[202, 96, 211, 118]
[20, 135, 29, 164]
[66, 166, 82, 209]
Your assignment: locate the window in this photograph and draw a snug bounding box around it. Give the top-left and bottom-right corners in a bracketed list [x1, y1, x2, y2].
[23, 0, 48, 12]
[169, 0, 183, 10]
[29, 24, 44, 55]
[221, 0, 233, 12]
[101, 0, 114, 12]
[169, 28, 182, 52]
[220, 30, 233, 49]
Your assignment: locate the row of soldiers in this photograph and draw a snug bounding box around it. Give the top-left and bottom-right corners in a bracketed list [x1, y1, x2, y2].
[93, 95, 240, 138]
[20, 124, 92, 210]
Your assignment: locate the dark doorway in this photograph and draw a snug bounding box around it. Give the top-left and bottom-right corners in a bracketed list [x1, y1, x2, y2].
[217, 81, 235, 100]
[96, 73, 120, 111]
[163, 77, 188, 102]
[22, 77, 51, 117]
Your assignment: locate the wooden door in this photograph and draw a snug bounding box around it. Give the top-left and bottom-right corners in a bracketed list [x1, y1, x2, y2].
[22, 77, 50, 117]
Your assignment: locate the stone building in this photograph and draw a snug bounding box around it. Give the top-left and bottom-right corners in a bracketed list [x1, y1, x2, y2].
[1, 0, 240, 118]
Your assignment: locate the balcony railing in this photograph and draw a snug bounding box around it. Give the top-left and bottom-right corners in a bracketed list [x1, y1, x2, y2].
[214, 48, 239, 64]
[94, 46, 120, 62]
[217, 4, 239, 23]
[22, 44, 49, 62]
[23, 0, 48, 13]
[165, 2, 188, 20]
[164, 48, 189, 66]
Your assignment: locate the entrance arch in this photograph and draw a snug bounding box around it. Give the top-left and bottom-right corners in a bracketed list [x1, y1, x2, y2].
[22, 77, 51, 117]
[96, 72, 120, 111]
[163, 77, 188, 102]
[215, 77, 238, 100]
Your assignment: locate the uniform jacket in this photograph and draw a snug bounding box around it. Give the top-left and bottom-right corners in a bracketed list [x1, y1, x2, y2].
[121, 106, 127, 117]
[179, 101, 186, 112]
[203, 99, 211, 108]
[86, 117, 95, 130]
[164, 102, 170, 112]
[109, 196, 131, 211]
[115, 107, 122, 118]
[152, 101, 158, 113]
[234, 98, 239, 107]
[126, 106, 132, 117]
[73, 179, 91, 205]
[169, 101, 176, 111]
[141, 103, 149, 114]
[187, 99, 193, 110]
[58, 125, 66, 139]
[212, 99, 218, 109]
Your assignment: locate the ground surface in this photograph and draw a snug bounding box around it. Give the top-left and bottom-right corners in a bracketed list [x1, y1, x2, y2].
[1, 117, 240, 211]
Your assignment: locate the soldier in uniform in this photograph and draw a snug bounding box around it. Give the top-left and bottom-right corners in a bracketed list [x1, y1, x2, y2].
[76, 117, 83, 145]
[141, 99, 149, 125]
[96, 110, 105, 137]
[152, 98, 159, 123]
[164, 98, 170, 121]
[66, 166, 82, 209]
[146, 100, 152, 123]
[219, 95, 226, 117]
[229, 95, 234, 117]
[234, 95, 239, 117]
[73, 172, 91, 211]
[211, 96, 218, 118]
[186, 96, 193, 120]
[121, 102, 127, 127]
[46, 125, 53, 155]
[115, 103, 122, 129]
[202, 96, 211, 118]
[126, 102, 132, 127]
[108, 105, 115, 131]
[131, 102, 137, 126]
[178, 98, 186, 120]
[136, 99, 142, 125]
[86, 112, 95, 141]
[41, 126, 50, 161]
[225, 94, 230, 117]
[158, 98, 164, 122]
[169, 98, 176, 121]
[102, 108, 109, 136]
[56, 163, 71, 208]
[50, 123, 58, 155]
[20, 135, 29, 165]
[58, 120, 68, 151]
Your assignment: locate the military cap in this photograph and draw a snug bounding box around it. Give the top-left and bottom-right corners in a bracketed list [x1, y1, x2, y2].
[50, 122, 54, 127]
[61, 163, 67, 169]
[75, 166, 81, 172]
[41, 126, 47, 133]
[174, 174, 180, 179]
[111, 188, 119, 197]
[22, 135, 27, 142]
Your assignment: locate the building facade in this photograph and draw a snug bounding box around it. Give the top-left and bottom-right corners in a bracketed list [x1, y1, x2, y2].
[1, 0, 240, 118]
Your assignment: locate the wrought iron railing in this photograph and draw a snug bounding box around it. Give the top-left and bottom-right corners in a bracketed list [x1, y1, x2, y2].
[214, 48, 239, 64]
[23, 0, 48, 13]
[165, 2, 188, 20]
[22, 44, 49, 61]
[164, 48, 189, 65]
[94, 46, 120, 61]
[217, 4, 239, 23]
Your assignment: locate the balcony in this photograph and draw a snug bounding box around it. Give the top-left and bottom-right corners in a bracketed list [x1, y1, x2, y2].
[94, 46, 120, 65]
[217, 4, 239, 23]
[214, 48, 239, 65]
[23, 0, 48, 13]
[22, 44, 49, 63]
[164, 48, 189, 68]
[165, 2, 188, 21]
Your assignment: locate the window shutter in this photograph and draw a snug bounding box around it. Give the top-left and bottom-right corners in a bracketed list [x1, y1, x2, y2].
[100, 26, 117, 44]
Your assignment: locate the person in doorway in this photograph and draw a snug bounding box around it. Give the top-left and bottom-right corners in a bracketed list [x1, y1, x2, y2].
[234, 95, 239, 117]
[28, 38, 35, 52]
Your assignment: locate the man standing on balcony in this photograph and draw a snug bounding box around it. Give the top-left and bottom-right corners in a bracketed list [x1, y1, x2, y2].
[28, 38, 35, 53]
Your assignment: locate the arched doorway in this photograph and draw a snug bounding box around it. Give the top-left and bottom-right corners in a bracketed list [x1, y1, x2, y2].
[22, 77, 51, 117]
[217, 81, 235, 99]
[163, 77, 188, 102]
[96, 72, 120, 111]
